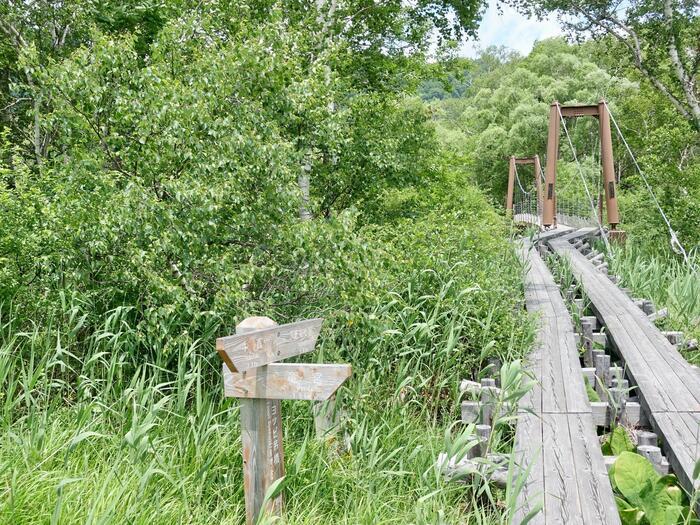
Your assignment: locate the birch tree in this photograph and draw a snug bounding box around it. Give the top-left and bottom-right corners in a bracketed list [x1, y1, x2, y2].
[507, 0, 700, 130]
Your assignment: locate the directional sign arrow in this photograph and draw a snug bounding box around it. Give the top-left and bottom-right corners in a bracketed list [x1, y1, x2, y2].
[223, 363, 352, 400]
[217, 318, 324, 373]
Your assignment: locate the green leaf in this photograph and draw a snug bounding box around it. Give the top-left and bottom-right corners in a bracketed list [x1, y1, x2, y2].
[614, 452, 687, 525]
[584, 376, 601, 402]
[615, 496, 645, 525]
[608, 426, 636, 456]
[642, 483, 684, 525]
[518, 502, 543, 525]
[613, 452, 659, 506]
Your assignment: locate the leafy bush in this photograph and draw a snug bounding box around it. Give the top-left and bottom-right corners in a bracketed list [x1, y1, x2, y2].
[611, 452, 693, 525]
[1, 141, 533, 521]
[0, 5, 535, 522]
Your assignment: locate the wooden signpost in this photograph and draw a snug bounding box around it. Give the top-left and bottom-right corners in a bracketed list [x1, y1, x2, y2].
[218, 316, 351, 525]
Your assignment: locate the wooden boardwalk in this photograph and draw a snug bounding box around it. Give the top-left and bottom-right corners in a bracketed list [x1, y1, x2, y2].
[514, 235, 620, 524]
[547, 229, 700, 505]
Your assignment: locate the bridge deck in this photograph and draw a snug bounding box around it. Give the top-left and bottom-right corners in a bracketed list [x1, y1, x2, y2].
[514, 235, 620, 524]
[548, 230, 700, 500]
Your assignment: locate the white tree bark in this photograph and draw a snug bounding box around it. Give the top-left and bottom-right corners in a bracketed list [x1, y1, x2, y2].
[566, 3, 700, 130]
[296, 0, 339, 221]
[662, 0, 700, 129]
[298, 159, 313, 221]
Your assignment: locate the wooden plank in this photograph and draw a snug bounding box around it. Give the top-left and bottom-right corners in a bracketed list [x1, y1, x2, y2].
[557, 228, 598, 244]
[224, 363, 351, 400]
[513, 412, 545, 525]
[541, 315, 569, 413]
[515, 240, 622, 523]
[605, 314, 678, 413]
[235, 316, 285, 525]
[534, 226, 573, 243]
[651, 412, 700, 498]
[556, 318, 591, 414]
[520, 245, 554, 415]
[632, 316, 700, 405]
[618, 314, 699, 410]
[520, 329, 543, 413]
[548, 232, 700, 515]
[521, 243, 590, 414]
[548, 238, 700, 412]
[240, 398, 285, 524]
[569, 413, 620, 524]
[542, 413, 584, 523]
[218, 318, 324, 372]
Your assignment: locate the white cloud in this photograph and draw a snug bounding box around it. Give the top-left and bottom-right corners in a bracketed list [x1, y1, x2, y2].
[459, 2, 564, 58]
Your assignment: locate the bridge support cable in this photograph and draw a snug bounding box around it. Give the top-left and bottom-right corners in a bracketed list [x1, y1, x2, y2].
[604, 102, 696, 272]
[507, 155, 544, 226]
[557, 105, 612, 253]
[513, 165, 536, 222]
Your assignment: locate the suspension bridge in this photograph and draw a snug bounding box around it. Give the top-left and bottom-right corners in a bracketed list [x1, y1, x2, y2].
[505, 101, 699, 523]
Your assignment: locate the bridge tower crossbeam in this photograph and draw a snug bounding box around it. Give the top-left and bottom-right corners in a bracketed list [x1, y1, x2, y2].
[543, 100, 620, 230]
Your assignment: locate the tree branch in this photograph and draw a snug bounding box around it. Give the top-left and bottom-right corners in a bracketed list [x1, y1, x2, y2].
[661, 0, 700, 128]
[0, 20, 28, 49]
[565, 4, 694, 125]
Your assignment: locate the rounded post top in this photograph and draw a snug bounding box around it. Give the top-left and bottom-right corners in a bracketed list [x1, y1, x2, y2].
[236, 316, 277, 334]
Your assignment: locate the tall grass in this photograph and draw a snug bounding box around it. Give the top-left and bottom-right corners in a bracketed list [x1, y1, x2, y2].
[0, 203, 533, 523]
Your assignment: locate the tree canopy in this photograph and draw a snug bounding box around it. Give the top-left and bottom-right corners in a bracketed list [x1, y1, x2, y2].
[505, 0, 700, 130]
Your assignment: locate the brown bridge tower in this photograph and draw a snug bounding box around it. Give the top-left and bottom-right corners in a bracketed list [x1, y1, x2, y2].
[542, 100, 620, 230]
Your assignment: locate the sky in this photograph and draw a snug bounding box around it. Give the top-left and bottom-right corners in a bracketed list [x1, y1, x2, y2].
[459, 2, 564, 58]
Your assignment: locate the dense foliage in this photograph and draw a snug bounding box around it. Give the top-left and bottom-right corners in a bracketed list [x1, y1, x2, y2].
[0, 6, 445, 353]
[506, 0, 700, 131]
[0, 175, 532, 523]
[0, 2, 539, 523]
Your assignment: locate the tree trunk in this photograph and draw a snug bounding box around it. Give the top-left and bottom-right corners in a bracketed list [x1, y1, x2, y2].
[662, 0, 700, 130]
[33, 90, 43, 166]
[298, 159, 312, 221]
[295, 0, 338, 221]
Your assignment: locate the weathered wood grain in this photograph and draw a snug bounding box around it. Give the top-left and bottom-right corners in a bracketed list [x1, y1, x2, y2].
[534, 225, 574, 242]
[549, 237, 700, 411]
[217, 318, 324, 372]
[542, 412, 582, 521]
[240, 397, 284, 524]
[514, 241, 620, 524]
[224, 363, 352, 400]
[520, 242, 590, 414]
[651, 411, 700, 512]
[236, 317, 285, 525]
[512, 411, 545, 525]
[570, 412, 621, 524]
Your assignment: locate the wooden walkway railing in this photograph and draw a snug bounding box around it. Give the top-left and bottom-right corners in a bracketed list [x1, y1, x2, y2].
[513, 213, 541, 227]
[548, 229, 700, 509]
[514, 233, 620, 524]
